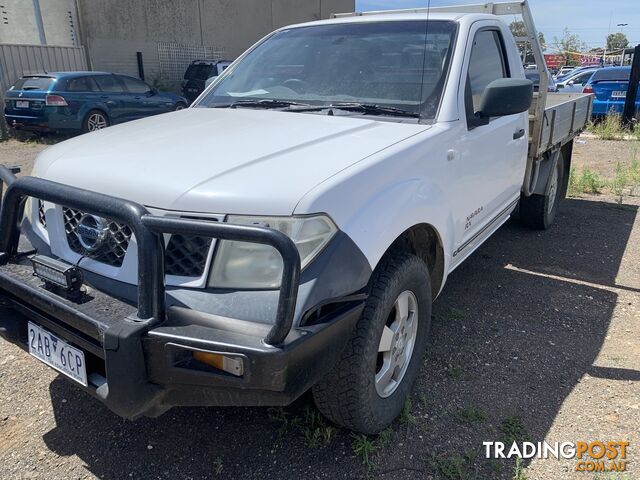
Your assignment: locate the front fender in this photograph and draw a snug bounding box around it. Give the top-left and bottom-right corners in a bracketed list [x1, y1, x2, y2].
[297, 173, 454, 279]
[341, 177, 453, 274]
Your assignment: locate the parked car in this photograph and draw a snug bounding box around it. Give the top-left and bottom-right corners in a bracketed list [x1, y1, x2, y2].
[556, 68, 597, 93]
[0, 1, 592, 434]
[4, 72, 187, 134]
[583, 66, 640, 117]
[553, 66, 576, 80]
[524, 70, 557, 92]
[182, 59, 232, 103]
[554, 65, 599, 83]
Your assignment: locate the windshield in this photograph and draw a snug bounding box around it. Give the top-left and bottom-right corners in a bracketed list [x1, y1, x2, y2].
[196, 21, 457, 120]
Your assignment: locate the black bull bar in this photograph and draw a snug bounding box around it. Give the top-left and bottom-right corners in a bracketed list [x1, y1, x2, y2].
[0, 165, 301, 346]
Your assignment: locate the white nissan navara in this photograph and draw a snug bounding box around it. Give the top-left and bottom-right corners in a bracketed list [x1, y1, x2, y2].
[0, 1, 592, 434]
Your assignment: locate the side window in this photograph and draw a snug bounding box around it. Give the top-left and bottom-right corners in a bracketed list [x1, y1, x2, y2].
[66, 76, 97, 92]
[118, 75, 152, 94]
[94, 75, 124, 93]
[466, 30, 508, 123]
[574, 72, 593, 85]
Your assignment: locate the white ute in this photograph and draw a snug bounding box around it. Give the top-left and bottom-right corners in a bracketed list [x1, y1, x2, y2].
[0, 1, 592, 434]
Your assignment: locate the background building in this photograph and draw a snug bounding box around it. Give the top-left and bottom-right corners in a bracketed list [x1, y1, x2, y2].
[79, 0, 354, 89]
[0, 0, 80, 46]
[0, 0, 354, 90]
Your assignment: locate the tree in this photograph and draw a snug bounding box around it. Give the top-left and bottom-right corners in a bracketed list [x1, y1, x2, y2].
[553, 28, 588, 65]
[606, 32, 629, 52]
[509, 21, 547, 63]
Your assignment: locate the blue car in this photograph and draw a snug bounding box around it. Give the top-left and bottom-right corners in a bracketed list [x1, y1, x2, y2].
[583, 66, 640, 118]
[4, 72, 187, 133]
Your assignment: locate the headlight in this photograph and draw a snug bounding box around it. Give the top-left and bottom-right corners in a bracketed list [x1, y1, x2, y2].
[208, 215, 338, 289]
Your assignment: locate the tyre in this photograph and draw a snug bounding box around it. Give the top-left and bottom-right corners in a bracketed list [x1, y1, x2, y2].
[518, 150, 565, 230]
[174, 102, 187, 111]
[82, 110, 109, 133]
[312, 252, 432, 434]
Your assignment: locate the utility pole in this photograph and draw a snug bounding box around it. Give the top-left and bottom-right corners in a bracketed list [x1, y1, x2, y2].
[32, 0, 47, 45]
[622, 44, 640, 127]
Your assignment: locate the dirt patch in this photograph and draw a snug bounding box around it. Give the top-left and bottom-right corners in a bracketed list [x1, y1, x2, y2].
[573, 136, 639, 178]
[0, 137, 638, 480]
[0, 139, 49, 175]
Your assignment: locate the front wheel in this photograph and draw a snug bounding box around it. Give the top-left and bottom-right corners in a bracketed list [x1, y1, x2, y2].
[312, 253, 432, 434]
[518, 150, 566, 230]
[174, 102, 187, 111]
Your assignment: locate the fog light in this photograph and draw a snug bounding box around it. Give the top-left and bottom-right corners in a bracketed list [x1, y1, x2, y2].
[193, 351, 244, 377]
[31, 255, 83, 291]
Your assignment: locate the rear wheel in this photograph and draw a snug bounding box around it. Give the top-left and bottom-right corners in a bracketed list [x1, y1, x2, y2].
[82, 110, 109, 133]
[312, 253, 432, 434]
[518, 150, 565, 230]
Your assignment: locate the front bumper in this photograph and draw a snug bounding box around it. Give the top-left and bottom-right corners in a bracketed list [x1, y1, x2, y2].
[0, 167, 365, 418]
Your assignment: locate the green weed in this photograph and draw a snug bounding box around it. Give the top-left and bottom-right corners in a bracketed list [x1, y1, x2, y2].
[512, 458, 528, 480]
[498, 416, 531, 444]
[454, 407, 487, 423]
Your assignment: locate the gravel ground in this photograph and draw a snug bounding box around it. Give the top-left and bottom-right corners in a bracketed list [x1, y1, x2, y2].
[0, 136, 638, 480]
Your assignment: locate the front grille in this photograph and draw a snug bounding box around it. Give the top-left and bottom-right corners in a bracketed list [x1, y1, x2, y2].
[37, 200, 46, 228]
[61, 208, 213, 278]
[63, 207, 132, 268]
[165, 234, 212, 277]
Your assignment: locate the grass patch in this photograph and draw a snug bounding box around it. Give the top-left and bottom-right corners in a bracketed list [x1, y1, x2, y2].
[611, 161, 629, 203]
[267, 406, 336, 448]
[429, 450, 477, 480]
[454, 406, 487, 423]
[588, 114, 627, 140]
[446, 365, 465, 379]
[512, 458, 528, 480]
[352, 433, 378, 470]
[498, 416, 531, 444]
[212, 457, 223, 476]
[399, 397, 417, 425]
[350, 427, 397, 471]
[444, 307, 466, 321]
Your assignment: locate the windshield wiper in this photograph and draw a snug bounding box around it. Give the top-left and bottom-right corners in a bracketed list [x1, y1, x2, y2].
[287, 102, 420, 118]
[214, 99, 311, 109]
[329, 103, 420, 118]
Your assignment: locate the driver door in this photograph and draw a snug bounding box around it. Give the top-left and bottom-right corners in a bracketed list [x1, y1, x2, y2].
[450, 25, 529, 266]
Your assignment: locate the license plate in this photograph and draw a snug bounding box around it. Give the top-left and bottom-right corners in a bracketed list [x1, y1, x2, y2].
[611, 91, 627, 98]
[27, 322, 87, 386]
[15, 100, 29, 108]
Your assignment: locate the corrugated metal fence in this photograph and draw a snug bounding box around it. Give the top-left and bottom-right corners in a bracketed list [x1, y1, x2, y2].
[0, 44, 88, 137]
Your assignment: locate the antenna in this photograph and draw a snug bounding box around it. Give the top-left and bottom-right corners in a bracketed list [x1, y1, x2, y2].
[418, 0, 432, 119]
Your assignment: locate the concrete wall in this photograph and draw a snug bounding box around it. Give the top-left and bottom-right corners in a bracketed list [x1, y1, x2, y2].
[78, 0, 354, 88]
[0, 0, 79, 46]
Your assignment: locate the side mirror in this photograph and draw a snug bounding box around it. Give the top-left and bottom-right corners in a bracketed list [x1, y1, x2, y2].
[476, 78, 533, 119]
[567, 80, 575, 86]
[148, 87, 158, 96]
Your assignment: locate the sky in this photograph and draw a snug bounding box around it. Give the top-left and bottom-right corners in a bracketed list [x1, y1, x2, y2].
[355, 0, 640, 51]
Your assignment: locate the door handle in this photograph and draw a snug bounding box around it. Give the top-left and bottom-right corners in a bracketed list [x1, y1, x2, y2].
[513, 128, 526, 140]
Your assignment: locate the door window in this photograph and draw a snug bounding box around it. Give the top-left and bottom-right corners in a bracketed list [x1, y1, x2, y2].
[65, 76, 97, 92]
[466, 30, 508, 123]
[94, 75, 124, 93]
[118, 75, 152, 94]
